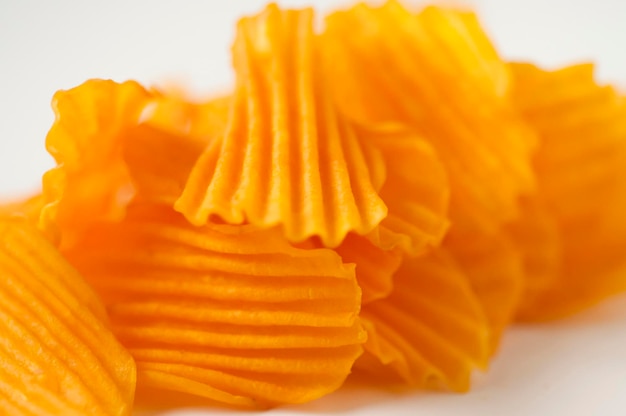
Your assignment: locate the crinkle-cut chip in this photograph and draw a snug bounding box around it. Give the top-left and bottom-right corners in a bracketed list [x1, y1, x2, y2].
[354, 123, 449, 255]
[0, 194, 44, 223]
[507, 197, 561, 318]
[322, 1, 536, 234]
[444, 227, 524, 352]
[122, 125, 207, 207]
[0, 219, 136, 416]
[62, 204, 366, 408]
[41, 79, 152, 246]
[176, 5, 387, 248]
[541, 222, 626, 319]
[143, 94, 231, 142]
[332, 125, 448, 303]
[122, 96, 227, 206]
[510, 63, 626, 320]
[41, 80, 227, 248]
[511, 63, 626, 224]
[353, 250, 489, 392]
[334, 230, 403, 304]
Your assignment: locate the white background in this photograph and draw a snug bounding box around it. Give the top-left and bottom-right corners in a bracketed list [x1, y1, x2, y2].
[1, 1, 625, 415]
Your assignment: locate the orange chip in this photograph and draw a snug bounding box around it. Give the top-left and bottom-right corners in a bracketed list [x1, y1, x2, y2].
[354, 124, 449, 255]
[317, 124, 448, 303]
[122, 95, 228, 207]
[143, 94, 231, 142]
[0, 219, 135, 415]
[444, 227, 524, 352]
[354, 250, 489, 391]
[331, 123, 449, 304]
[507, 197, 561, 318]
[510, 63, 626, 320]
[62, 204, 365, 408]
[41, 79, 152, 246]
[0, 194, 44, 223]
[335, 231, 403, 304]
[322, 1, 536, 234]
[41, 80, 227, 249]
[176, 5, 387, 248]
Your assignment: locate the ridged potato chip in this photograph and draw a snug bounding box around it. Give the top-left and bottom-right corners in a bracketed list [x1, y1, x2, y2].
[176, 5, 388, 248]
[0, 194, 43, 223]
[0, 219, 136, 415]
[41, 80, 152, 246]
[63, 204, 366, 408]
[444, 228, 524, 352]
[354, 249, 489, 391]
[511, 63, 626, 320]
[41, 80, 227, 248]
[322, 1, 536, 234]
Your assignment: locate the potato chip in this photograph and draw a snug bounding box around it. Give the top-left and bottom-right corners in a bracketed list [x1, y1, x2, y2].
[337, 138, 448, 304]
[0, 219, 135, 415]
[334, 230, 403, 304]
[176, 5, 388, 248]
[322, 1, 536, 234]
[41, 80, 152, 246]
[354, 250, 489, 391]
[444, 228, 524, 352]
[353, 123, 449, 255]
[62, 204, 365, 407]
[143, 94, 231, 142]
[0, 194, 44, 223]
[122, 95, 228, 207]
[507, 197, 561, 318]
[332, 124, 449, 303]
[41, 80, 227, 249]
[511, 63, 626, 320]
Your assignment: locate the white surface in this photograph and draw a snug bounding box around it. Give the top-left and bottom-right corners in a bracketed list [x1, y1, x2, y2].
[1, 1, 625, 415]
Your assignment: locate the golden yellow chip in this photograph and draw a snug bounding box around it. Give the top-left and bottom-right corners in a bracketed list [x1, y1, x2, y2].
[335, 231, 403, 304]
[41, 80, 227, 249]
[176, 5, 388, 248]
[353, 123, 449, 255]
[507, 197, 561, 318]
[354, 249, 489, 391]
[0, 194, 44, 223]
[322, 1, 536, 235]
[63, 203, 365, 407]
[511, 62, 626, 320]
[0, 219, 135, 415]
[444, 228, 524, 352]
[41, 80, 152, 246]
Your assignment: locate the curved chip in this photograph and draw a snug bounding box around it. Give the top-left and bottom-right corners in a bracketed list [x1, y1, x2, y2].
[40, 80, 227, 248]
[354, 124, 449, 255]
[333, 124, 449, 304]
[143, 94, 231, 142]
[322, 1, 536, 234]
[354, 250, 489, 391]
[444, 227, 524, 352]
[122, 95, 227, 207]
[176, 5, 387, 248]
[41, 79, 152, 246]
[511, 63, 626, 320]
[63, 204, 365, 408]
[0, 219, 136, 416]
[0, 194, 44, 223]
[334, 230, 403, 304]
[507, 197, 561, 318]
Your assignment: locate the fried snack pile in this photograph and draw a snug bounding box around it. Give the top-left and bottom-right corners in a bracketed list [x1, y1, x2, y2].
[2, 1, 626, 413]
